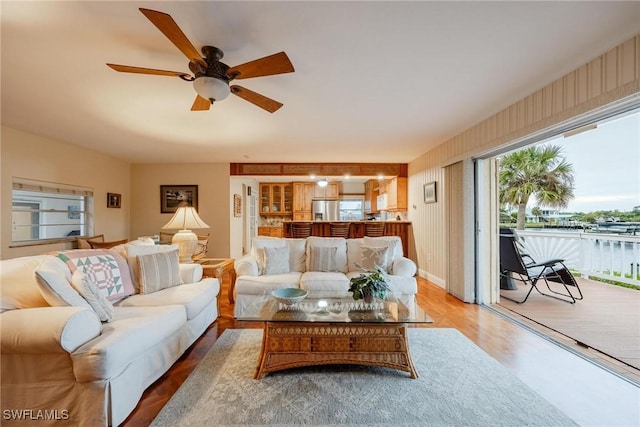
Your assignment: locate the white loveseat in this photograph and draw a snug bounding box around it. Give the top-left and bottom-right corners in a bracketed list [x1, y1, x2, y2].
[0, 242, 219, 427]
[234, 236, 417, 317]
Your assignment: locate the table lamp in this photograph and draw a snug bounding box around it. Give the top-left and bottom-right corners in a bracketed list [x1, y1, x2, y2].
[161, 206, 210, 263]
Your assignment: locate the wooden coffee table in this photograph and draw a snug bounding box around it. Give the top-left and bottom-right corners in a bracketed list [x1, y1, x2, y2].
[237, 293, 433, 379]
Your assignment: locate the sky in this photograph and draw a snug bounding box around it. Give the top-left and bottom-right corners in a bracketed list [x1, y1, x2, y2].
[541, 109, 639, 213]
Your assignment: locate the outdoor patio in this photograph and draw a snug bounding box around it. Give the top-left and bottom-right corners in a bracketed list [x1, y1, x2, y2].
[495, 276, 640, 383]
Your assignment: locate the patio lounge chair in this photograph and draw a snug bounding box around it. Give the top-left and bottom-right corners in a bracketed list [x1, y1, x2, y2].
[499, 229, 584, 304]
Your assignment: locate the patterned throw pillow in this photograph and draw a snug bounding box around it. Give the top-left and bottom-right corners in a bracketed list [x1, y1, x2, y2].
[34, 257, 92, 309]
[70, 270, 114, 322]
[360, 246, 390, 272]
[264, 246, 290, 275]
[55, 249, 135, 302]
[137, 249, 182, 294]
[308, 246, 338, 272]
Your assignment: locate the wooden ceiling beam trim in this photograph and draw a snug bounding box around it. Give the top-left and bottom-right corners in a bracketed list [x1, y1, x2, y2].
[230, 163, 407, 177]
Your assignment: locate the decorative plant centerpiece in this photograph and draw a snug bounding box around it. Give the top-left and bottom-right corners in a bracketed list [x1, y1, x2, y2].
[348, 264, 391, 303]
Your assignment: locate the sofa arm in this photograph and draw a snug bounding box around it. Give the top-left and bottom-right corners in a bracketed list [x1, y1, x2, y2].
[1, 307, 101, 354]
[180, 263, 203, 284]
[392, 257, 417, 277]
[235, 255, 259, 277]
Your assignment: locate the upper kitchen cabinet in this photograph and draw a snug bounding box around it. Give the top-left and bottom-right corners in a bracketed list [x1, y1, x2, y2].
[385, 177, 407, 211]
[259, 183, 293, 215]
[313, 182, 339, 200]
[364, 180, 379, 213]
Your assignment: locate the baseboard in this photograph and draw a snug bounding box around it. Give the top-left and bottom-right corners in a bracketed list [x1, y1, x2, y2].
[418, 269, 445, 288]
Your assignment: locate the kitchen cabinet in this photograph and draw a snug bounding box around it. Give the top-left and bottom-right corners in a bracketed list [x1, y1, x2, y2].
[385, 177, 407, 211]
[293, 182, 314, 220]
[313, 183, 339, 200]
[259, 183, 293, 215]
[258, 226, 283, 237]
[364, 180, 379, 213]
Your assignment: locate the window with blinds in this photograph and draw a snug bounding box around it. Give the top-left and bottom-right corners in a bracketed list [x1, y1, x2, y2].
[12, 178, 94, 243]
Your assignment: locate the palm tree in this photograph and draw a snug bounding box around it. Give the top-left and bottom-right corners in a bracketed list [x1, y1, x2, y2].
[531, 206, 542, 222]
[499, 145, 575, 230]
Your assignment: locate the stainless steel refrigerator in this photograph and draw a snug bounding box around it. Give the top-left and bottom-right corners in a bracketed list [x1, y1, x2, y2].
[312, 200, 339, 221]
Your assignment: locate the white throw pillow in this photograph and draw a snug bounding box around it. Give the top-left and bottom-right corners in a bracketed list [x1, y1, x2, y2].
[251, 237, 287, 274]
[360, 246, 390, 272]
[71, 270, 114, 322]
[125, 244, 179, 291]
[305, 237, 348, 273]
[308, 246, 339, 272]
[363, 236, 403, 261]
[34, 257, 92, 309]
[137, 249, 182, 294]
[264, 246, 290, 275]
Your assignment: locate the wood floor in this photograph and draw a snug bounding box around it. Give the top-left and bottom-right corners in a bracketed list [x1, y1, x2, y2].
[121, 276, 640, 427]
[497, 276, 640, 378]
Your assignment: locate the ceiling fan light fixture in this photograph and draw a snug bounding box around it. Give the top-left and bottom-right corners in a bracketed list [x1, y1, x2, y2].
[193, 76, 230, 102]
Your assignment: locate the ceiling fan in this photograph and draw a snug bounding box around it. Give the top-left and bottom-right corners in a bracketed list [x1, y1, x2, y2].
[107, 8, 295, 113]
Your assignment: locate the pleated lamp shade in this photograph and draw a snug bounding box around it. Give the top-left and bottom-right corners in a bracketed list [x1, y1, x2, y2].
[161, 206, 210, 263]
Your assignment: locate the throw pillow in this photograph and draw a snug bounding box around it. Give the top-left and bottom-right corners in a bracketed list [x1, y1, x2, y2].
[35, 258, 92, 309]
[264, 246, 290, 275]
[308, 246, 338, 272]
[137, 249, 182, 294]
[55, 249, 135, 302]
[360, 246, 390, 272]
[70, 270, 114, 322]
[89, 239, 129, 249]
[125, 244, 179, 292]
[251, 238, 287, 275]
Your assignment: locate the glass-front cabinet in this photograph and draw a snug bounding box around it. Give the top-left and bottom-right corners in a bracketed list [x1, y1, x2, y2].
[259, 183, 293, 215]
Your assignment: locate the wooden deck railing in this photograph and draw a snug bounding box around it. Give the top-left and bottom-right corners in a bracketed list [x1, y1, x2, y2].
[516, 230, 640, 287]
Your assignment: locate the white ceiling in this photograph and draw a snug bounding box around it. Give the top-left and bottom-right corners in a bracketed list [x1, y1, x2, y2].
[2, 1, 639, 164]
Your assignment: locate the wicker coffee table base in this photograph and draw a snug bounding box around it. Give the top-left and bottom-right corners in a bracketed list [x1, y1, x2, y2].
[254, 322, 418, 379]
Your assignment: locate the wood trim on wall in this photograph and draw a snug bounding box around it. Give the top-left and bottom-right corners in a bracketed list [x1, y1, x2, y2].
[230, 163, 408, 177]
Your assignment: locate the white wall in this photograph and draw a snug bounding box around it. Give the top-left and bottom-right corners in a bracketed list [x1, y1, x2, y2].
[230, 177, 259, 258]
[1, 127, 131, 259]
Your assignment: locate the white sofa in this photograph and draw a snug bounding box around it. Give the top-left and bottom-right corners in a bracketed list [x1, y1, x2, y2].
[234, 236, 417, 317]
[0, 242, 220, 427]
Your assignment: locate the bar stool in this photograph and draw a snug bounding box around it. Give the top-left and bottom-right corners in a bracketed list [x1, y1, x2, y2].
[291, 222, 312, 238]
[329, 222, 350, 238]
[364, 222, 385, 237]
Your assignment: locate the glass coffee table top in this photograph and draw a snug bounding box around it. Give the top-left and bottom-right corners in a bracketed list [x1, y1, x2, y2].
[237, 291, 433, 324]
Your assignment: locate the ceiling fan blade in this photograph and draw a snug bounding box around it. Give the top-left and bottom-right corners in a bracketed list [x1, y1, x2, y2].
[139, 8, 206, 67]
[227, 52, 294, 80]
[230, 85, 283, 113]
[107, 63, 191, 78]
[191, 95, 211, 111]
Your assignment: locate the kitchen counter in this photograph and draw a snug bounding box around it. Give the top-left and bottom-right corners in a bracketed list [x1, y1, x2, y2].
[281, 220, 412, 255]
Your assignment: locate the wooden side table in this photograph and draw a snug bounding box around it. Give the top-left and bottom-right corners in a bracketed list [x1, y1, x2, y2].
[196, 258, 236, 304]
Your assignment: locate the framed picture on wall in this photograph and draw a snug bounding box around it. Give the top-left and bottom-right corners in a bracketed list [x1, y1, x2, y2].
[161, 185, 198, 213]
[233, 194, 242, 217]
[424, 182, 437, 204]
[107, 193, 121, 208]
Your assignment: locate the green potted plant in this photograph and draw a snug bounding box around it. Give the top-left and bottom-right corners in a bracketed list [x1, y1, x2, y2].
[348, 264, 391, 303]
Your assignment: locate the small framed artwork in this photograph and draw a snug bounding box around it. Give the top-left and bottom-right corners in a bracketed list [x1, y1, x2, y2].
[107, 193, 122, 208]
[424, 182, 437, 204]
[161, 185, 198, 213]
[233, 194, 242, 217]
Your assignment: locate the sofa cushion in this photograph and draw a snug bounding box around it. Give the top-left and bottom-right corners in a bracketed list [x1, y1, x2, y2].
[0, 255, 51, 311]
[300, 271, 350, 292]
[285, 238, 307, 272]
[235, 273, 303, 295]
[71, 270, 114, 322]
[138, 249, 182, 294]
[346, 271, 418, 294]
[115, 280, 218, 321]
[123, 243, 179, 292]
[71, 305, 186, 382]
[305, 237, 348, 273]
[34, 257, 93, 310]
[264, 246, 290, 275]
[54, 250, 135, 302]
[308, 246, 339, 272]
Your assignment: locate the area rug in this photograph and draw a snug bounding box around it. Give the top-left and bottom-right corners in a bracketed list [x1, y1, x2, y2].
[151, 329, 577, 427]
